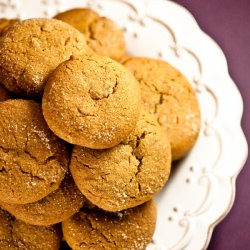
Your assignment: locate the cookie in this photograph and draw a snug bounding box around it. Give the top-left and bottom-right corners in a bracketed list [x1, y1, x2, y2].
[0, 173, 86, 226]
[0, 18, 18, 35]
[0, 84, 11, 101]
[42, 54, 141, 149]
[0, 99, 69, 204]
[0, 18, 91, 97]
[0, 207, 61, 250]
[70, 109, 171, 212]
[123, 57, 201, 161]
[54, 8, 100, 36]
[54, 8, 125, 61]
[62, 200, 157, 250]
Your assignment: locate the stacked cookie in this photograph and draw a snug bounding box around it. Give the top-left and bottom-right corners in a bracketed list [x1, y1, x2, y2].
[0, 8, 200, 250]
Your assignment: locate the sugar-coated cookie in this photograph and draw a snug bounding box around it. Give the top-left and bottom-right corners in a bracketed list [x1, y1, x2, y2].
[0, 18, 91, 97]
[42, 54, 141, 149]
[123, 57, 201, 160]
[70, 109, 171, 212]
[54, 8, 125, 61]
[0, 173, 85, 226]
[0, 99, 69, 204]
[62, 200, 157, 250]
[0, 208, 61, 250]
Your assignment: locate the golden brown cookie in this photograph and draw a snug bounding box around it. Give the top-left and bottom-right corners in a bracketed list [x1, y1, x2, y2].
[0, 208, 61, 250]
[0, 84, 11, 101]
[70, 109, 171, 212]
[42, 54, 141, 149]
[62, 200, 157, 250]
[0, 18, 91, 97]
[0, 18, 18, 35]
[0, 173, 86, 226]
[123, 57, 201, 161]
[54, 8, 99, 36]
[54, 8, 125, 61]
[0, 99, 69, 204]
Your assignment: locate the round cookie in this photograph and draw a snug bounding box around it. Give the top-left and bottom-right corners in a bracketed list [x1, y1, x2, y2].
[0, 99, 69, 204]
[54, 8, 126, 61]
[0, 173, 86, 226]
[0, 84, 11, 101]
[123, 57, 201, 161]
[54, 8, 100, 36]
[0, 18, 91, 97]
[0, 208, 61, 250]
[62, 200, 157, 250]
[42, 54, 141, 149]
[70, 109, 171, 212]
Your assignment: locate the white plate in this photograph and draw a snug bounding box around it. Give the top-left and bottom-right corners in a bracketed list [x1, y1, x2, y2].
[0, 0, 248, 249]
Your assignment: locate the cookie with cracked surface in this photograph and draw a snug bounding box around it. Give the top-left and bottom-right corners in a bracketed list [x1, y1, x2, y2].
[62, 200, 157, 250]
[42, 54, 141, 149]
[0, 207, 61, 250]
[0, 173, 86, 226]
[0, 84, 11, 101]
[54, 8, 99, 36]
[70, 109, 171, 212]
[0, 99, 69, 204]
[123, 57, 201, 161]
[54, 8, 125, 61]
[0, 18, 91, 97]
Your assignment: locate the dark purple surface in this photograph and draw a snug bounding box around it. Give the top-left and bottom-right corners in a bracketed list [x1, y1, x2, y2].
[173, 0, 250, 249]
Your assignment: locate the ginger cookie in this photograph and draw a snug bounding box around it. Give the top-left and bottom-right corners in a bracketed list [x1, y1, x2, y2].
[0, 18, 91, 97]
[42, 54, 141, 149]
[62, 200, 157, 250]
[0, 173, 86, 226]
[0, 99, 69, 204]
[54, 8, 100, 36]
[0, 84, 11, 101]
[123, 57, 201, 161]
[54, 8, 125, 61]
[70, 109, 171, 212]
[0, 208, 61, 250]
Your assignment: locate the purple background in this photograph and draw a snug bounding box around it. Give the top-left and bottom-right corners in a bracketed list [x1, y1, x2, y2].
[173, 0, 250, 249]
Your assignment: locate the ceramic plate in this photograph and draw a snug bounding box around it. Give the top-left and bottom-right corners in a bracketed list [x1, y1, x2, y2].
[0, 0, 248, 249]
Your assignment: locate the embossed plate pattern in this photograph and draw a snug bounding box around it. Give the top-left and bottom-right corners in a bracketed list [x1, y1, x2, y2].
[0, 0, 248, 249]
